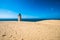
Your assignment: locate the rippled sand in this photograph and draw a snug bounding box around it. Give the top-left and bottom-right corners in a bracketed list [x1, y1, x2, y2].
[0, 20, 60, 40]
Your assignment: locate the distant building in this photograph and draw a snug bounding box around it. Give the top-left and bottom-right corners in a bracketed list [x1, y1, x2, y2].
[18, 13, 21, 21]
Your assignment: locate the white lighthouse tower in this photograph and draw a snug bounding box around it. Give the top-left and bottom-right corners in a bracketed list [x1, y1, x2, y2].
[18, 13, 21, 21]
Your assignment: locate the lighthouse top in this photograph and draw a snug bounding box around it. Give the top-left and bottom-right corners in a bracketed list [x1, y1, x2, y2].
[18, 13, 21, 16]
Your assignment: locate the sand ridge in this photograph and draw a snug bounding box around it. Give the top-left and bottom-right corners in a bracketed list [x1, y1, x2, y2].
[0, 20, 60, 40]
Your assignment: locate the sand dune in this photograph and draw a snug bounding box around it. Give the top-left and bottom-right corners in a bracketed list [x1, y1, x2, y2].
[0, 20, 60, 40]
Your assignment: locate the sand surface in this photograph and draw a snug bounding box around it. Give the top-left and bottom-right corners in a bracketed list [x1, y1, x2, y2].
[0, 20, 60, 40]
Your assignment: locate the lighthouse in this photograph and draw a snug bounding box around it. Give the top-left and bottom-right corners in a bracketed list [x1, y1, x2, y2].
[18, 13, 21, 21]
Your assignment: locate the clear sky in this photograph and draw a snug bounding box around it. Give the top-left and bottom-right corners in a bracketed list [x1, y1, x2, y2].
[0, 0, 60, 19]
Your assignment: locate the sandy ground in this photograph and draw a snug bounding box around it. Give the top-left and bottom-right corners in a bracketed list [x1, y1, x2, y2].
[0, 20, 60, 40]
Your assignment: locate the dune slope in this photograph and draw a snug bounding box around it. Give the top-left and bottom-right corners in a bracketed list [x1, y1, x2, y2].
[0, 20, 60, 40]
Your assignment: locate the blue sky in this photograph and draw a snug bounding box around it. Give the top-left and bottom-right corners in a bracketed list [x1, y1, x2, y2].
[0, 0, 60, 19]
